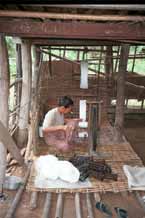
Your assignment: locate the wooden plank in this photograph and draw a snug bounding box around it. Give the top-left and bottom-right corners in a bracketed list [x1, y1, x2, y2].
[0, 20, 145, 40]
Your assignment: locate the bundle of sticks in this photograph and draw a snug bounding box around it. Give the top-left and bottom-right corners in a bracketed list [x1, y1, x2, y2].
[69, 155, 118, 182]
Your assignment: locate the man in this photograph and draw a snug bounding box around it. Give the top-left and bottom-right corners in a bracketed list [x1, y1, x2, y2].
[42, 96, 79, 151]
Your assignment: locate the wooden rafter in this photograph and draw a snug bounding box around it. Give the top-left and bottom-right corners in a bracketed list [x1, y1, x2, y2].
[1, 10, 145, 22]
[0, 20, 145, 40]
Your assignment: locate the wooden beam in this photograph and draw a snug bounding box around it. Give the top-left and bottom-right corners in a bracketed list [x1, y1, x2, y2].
[114, 44, 130, 142]
[0, 121, 24, 166]
[0, 35, 9, 192]
[42, 47, 118, 53]
[9, 78, 22, 88]
[0, 20, 145, 40]
[1, 10, 145, 22]
[30, 39, 123, 46]
[17, 40, 32, 147]
[38, 4, 145, 11]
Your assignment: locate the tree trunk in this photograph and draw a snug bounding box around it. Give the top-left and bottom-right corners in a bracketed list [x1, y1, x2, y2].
[0, 35, 9, 192]
[114, 44, 130, 143]
[17, 40, 32, 147]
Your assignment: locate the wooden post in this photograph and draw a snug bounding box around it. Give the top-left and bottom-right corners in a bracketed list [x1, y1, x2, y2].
[29, 191, 38, 210]
[17, 40, 32, 147]
[114, 44, 130, 143]
[42, 193, 52, 218]
[55, 193, 64, 218]
[86, 193, 95, 218]
[101, 46, 113, 124]
[24, 124, 32, 162]
[97, 46, 103, 99]
[75, 193, 82, 218]
[114, 46, 120, 73]
[0, 35, 9, 192]
[141, 99, 144, 110]
[16, 43, 22, 107]
[31, 45, 41, 155]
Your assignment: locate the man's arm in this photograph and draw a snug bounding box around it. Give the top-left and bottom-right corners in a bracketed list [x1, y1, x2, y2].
[42, 125, 67, 133]
[64, 118, 82, 124]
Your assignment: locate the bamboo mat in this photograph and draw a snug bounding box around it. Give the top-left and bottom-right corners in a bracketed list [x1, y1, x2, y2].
[26, 142, 143, 193]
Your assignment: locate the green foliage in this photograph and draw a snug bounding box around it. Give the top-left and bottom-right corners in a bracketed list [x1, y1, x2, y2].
[6, 36, 16, 58]
[6, 37, 16, 78]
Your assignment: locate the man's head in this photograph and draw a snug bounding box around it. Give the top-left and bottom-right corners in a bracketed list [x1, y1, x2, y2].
[58, 96, 74, 114]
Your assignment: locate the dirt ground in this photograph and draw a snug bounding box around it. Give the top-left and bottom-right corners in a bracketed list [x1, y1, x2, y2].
[1, 117, 145, 218]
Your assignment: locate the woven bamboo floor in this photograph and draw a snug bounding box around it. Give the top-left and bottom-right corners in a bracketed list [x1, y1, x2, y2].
[26, 139, 143, 193]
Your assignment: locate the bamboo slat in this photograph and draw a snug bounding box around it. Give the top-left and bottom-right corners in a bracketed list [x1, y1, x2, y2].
[26, 142, 143, 193]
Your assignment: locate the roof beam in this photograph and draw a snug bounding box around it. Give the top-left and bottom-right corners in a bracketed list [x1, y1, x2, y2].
[0, 10, 145, 21]
[22, 4, 145, 11]
[0, 20, 145, 40]
[30, 39, 122, 46]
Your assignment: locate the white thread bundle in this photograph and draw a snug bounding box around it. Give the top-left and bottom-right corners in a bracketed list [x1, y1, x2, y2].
[80, 61, 88, 89]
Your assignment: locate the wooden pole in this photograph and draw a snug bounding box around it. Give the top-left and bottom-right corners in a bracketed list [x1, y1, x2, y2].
[55, 193, 64, 218]
[1, 10, 145, 21]
[5, 163, 31, 218]
[31, 45, 41, 156]
[114, 46, 120, 73]
[75, 193, 82, 218]
[114, 44, 130, 143]
[86, 193, 95, 218]
[16, 43, 22, 107]
[0, 35, 9, 128]
[0, 121, 24, 166]
[42, 193, 52, 218]
[24, 124, 32, 162]
[29, 191, 38, 210]
[41, 4, 145, 11]
[0, 35, 9, 192]
[17, 40, 32, 147]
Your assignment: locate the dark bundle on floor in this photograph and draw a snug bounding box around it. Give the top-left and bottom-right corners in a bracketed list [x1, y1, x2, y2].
[69, 155, 118, 182]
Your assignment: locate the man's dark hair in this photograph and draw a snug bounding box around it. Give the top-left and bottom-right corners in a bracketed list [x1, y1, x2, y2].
[58, 96, 74, 108]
